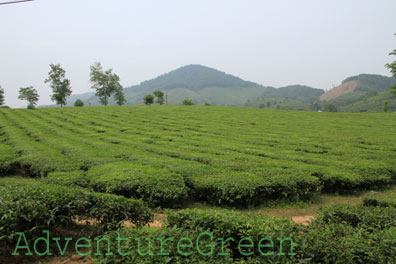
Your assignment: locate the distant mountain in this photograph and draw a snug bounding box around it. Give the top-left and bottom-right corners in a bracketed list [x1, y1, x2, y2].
[260, 85, 324, 103]
[244, 85, 323, 111]
[64, 65, 273, 106]
[320, 74, 396, 112]
[59, 66, 395, 112]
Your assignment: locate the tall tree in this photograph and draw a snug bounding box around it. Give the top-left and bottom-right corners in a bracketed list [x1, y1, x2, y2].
[385, 34, 396, 97]
[114, 87, 126, 106]
[384, 101, 389, 112]
[153, 90, 164, 105]
[18, 86, 39, 108]
[89, 62, 123, 106]
[44, 64, 72, 107]
[0, 85, 4, 106]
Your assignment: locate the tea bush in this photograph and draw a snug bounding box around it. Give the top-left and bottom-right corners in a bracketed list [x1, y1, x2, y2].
[0, 178, 152, 246]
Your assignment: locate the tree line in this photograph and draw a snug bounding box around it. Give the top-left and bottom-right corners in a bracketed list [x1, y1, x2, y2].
[0, 62, 126, 109]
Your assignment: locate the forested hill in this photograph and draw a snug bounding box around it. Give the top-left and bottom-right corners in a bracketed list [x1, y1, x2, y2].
[134, 64, 259, 92]
[64, 65, 272, 106]
[319, 74, 396, 112]
[59, 66, 395, 112]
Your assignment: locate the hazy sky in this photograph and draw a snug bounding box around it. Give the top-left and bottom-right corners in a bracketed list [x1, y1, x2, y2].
[1, 0, 395, 107]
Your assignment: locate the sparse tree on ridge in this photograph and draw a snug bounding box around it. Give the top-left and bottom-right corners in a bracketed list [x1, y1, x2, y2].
[153, 90, 165, 105]
[144, 94, 154, 105]
[0, 85, 4, 106]
[18, 86, 39, 109]
[44, 64, 72, 107]
[89, 62, 124, 106]
[385, 33, 396, 97]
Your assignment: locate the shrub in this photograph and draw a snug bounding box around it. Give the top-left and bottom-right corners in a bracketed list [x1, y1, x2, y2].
[0, 142, 18, 176]
[0, 178, 152, 247]
[96, 227, 235, 264]
[189, 172, 321, 207]
[27, 104, 35, 109]
[182, 99, 194, 105]
[87, 162, 188, 207]
[45, 170, 90, 188]
[74, 99, 84, 107]
[317, 204, 396, 230]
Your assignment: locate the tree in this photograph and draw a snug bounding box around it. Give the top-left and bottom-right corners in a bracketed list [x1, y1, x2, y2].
[323, 103, 338, 112]
[385, 34, 396, 97]
[89, 62, 123, 106]
[18, 86, 39, 108]
[153, 90, 165, 105]
[0, 85, 4, 106]
[182, 99, 194, 105]
[384, 101, 388, 112]
[74, 99, 84, 107]
[144, 94, 154, 105]
[44, 64, 72, 107]
[114, 87, 126, 106]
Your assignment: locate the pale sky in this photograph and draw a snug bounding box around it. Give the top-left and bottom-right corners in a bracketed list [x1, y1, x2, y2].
[1, 0, 395, 107]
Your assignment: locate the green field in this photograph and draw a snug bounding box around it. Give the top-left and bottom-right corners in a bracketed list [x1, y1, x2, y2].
[1, 106, 396, 263]
[1, 106, 396, 206]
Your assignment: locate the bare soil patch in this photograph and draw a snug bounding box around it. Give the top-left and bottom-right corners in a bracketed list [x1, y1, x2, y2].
[320, 80, 358, 101]
[291, 215, 314, 226]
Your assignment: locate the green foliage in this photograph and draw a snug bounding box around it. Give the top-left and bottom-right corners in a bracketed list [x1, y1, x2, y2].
[143, 94, 154, 105]
[74, 99, 84, 107]
[245, 97, 312, 111]
[153, 90, 165, 105]
[318, 204, 396, 229]
[0, 85, 4, 106]
[189, 172, 321, 207]
[86, 162, 188, 207]
[89, 62, 123, 106]
[385, 37, 396, 97]
[325, 74, 396, 112]
[0, 178, 152, 245]
[18, 86, 39, 107]
[322, 102, 338, 112]
[44, 64, 72, 107]
[260, 85, 324, 103]
[182, 99, 194, 105]
[97, 209, 299, 263]
[384, 101, 389, 112]
[96, 227, 235, 264]
[0, 106, 395, 208]
[0, 133, 18, 175]
[364, 191, 396, 208]
[165, 207, 396, 263]
[138, 64, 258, 92]
[27, 104, 35, 109]
[114, 87, 126, 106]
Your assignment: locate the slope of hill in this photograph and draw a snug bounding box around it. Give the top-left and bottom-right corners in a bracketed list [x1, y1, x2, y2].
[320, 74, 396, 112]
[244, 97, 313, 111]
[339, 91, 396, 112]
[320, 81, 358, 101]
[64, 65, 273, 106]
[59, 67, 395, 112]
[260, 85, 324, 103]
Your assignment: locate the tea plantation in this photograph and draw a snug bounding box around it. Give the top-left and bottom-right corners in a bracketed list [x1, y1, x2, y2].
[1, 106, 396, 263]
